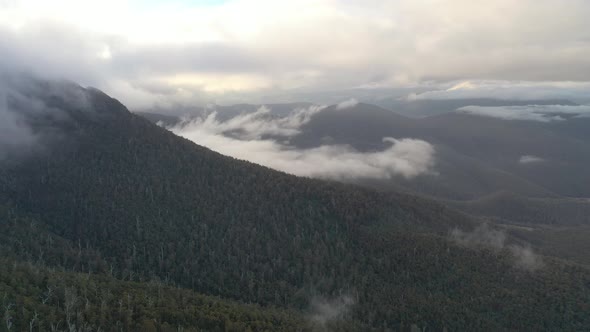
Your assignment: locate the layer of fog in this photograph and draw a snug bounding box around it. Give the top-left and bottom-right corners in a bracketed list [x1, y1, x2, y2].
[335, 98, 359, 110]
[308, 294, 354, 328]
[450, 224, 543, 271]
[457, 105, 590, 122]
[170, 104, 436, 180]
[0, 73, 90, 161]
[408, 81, 590, 104]
[0, 96, 36, 160]
[519, 155, 545, 164]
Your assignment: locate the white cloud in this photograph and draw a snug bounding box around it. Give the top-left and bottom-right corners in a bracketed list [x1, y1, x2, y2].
[450, 224, 543, 271]
[336, 98, 359, 110]
[0, 96, 37, 159]
[185, 104, 327, 139]
[519, 155, 545, 164]
[170, 105, 435, 180]
[0, 73, 92, 161]
[308, 294, 354, 327]
[408, 80, 590, 103]
[457, 105, 590, 122]
[510, 245, 544, 271]
[2, 1, 590, 107]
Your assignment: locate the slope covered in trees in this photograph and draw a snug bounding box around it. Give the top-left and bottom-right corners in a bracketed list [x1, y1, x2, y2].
[2, 77, 590, 330]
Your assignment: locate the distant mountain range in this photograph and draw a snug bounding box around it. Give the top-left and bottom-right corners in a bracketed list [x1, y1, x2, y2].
[139, 99, 590, 227]
[2, 77, 590, 330]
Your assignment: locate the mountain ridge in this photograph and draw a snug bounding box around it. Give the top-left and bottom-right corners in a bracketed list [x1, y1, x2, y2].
[2, 78, 590, 330]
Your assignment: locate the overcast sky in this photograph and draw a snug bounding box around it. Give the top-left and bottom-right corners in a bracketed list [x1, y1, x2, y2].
[1, 0, 590, 108]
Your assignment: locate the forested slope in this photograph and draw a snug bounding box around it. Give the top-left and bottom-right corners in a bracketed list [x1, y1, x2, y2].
[1, 79, 590, 330]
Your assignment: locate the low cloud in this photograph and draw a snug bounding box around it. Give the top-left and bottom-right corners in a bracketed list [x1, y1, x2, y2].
[0, 96, 37, 160]
[308, 294, 354, 328]
[450, 224, 543, 271]
[519, 155, 545, 164]
[450, 223, 506, 250]
[510, 245, 544, 271]
[408, 81, 590, 104]
[0, 72, 92, 162]
[336, 98, 359, 110]
[170, 105, 435, 180]
[456, 105, 590, 122]
[190, 104, 327, 139]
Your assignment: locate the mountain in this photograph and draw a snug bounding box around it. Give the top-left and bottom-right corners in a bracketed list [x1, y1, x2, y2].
[135, 111, 182, 127]
[447, 192, 590, 226]
[2, 77, 590, 331]
[137, 101, 590, 249]
[135, 102, 314, 125]
[139, 101, 590, 201]
[283, 102, 590, 213]
[290, 103, 419, 151]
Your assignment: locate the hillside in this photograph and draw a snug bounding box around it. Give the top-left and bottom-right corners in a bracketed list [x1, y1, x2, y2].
[448, 192, 590, 226]
[2, 78, 590, 330]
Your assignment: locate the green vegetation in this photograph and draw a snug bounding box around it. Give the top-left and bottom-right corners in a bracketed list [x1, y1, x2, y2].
[449, 192, 590, 226]
[512, 226, 590, 267]
[0, 257, 310, 332]
[2, 85, 590, 330]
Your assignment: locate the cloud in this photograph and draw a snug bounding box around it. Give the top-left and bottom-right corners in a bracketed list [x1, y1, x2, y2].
[336, 98, 358, 110]
[407, 80, 590, 103]
[456, 105, 590, 122]
[509, 245, 544, 271]
[308, 294, 354, 328]
[0, 72, 92, 162]
[450, 224, 543, 271]
[0, 96, 37, 160]
[170, 105, 435, 180]
[2, 1, 590, 107]
[450, 223, 506, 250]
[519, 155, 545, 164]
[189, 104, 327, 139]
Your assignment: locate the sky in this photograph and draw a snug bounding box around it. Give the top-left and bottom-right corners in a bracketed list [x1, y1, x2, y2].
[1, 0, 590, 109]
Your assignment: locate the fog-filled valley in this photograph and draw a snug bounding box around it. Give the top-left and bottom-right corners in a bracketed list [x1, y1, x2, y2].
[3, 0, 590, 331]
[1, 71, 590, 331]
[138, 97, 590, 269]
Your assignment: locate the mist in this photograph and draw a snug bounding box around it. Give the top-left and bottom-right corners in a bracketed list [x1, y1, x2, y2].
[519, 155, 545, 164]
[408, 81, 590, 104]
[450, 224, 543, 271]
[456, 104, 590, 122]
[0, 72, 92, 161]
[336, 98, 359, 110]
[0, 94, 37, 160]
[170, 104, 436, 180]
[308, 294, 355, 329]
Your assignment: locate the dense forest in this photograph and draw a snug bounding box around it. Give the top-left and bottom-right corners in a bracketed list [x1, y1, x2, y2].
[1, 79, 590, 330]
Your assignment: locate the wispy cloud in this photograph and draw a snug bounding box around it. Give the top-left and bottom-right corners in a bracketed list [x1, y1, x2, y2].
[186, 104, 327, 139]
[519, 155, 545, 164]
[510, 245, 543, 271]
[456, 105, 590, 122]
[450, 224, 543, 271]
[170, 105, 436, 180]
[0, 94, 37, 160]
[0, 73, 90, 161]
[2, 1, 590, 107]
[308, 294, 354, 328]
[408, 80, 590, 103]
[336, 98, 359, 110]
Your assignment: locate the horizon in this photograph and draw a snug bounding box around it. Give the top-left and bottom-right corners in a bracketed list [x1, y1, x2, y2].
[1, 0, 590, 109]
